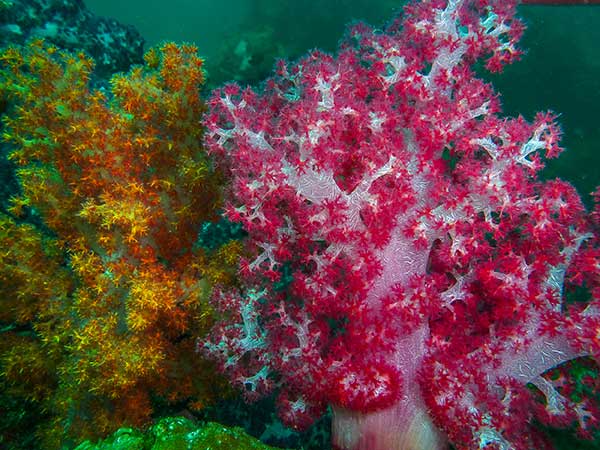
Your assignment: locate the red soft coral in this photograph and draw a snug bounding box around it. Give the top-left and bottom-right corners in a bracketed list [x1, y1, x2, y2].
[201, 1, 600, 448]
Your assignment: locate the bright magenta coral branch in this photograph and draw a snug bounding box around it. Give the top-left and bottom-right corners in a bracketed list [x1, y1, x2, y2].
[201, 0, 600, 448]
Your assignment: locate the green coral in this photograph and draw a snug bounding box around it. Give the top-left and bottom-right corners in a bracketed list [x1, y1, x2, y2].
[74, 417, 287, 450]
[74, 428, 145, 450]
[0, 0, 13, 12]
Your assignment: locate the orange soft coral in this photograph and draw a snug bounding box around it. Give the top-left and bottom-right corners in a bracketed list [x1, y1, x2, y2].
[0, 40, 238, 448]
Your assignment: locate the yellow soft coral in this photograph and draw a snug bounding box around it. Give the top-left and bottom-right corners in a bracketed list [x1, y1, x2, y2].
[0, 40, 236, 448]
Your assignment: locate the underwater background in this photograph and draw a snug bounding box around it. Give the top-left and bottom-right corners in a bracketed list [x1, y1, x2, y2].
[0, 0, 599, 449]
[85, 0, 600, 204]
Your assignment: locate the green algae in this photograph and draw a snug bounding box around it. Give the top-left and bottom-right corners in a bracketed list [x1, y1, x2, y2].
[74, 416, 286, 450]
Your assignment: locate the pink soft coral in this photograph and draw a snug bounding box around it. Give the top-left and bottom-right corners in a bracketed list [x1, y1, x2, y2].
[201, 1, 600, 448]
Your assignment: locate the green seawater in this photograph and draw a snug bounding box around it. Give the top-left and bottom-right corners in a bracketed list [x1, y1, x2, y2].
[84, 0, 600, 204]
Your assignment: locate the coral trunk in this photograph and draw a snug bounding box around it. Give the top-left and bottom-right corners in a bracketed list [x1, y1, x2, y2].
[332, 400, 446, 450]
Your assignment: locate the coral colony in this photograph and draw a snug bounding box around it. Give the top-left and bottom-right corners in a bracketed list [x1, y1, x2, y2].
[203, 0, 600, 449]
[1, 42, 238, 446]
[1, 0, 599, 449]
